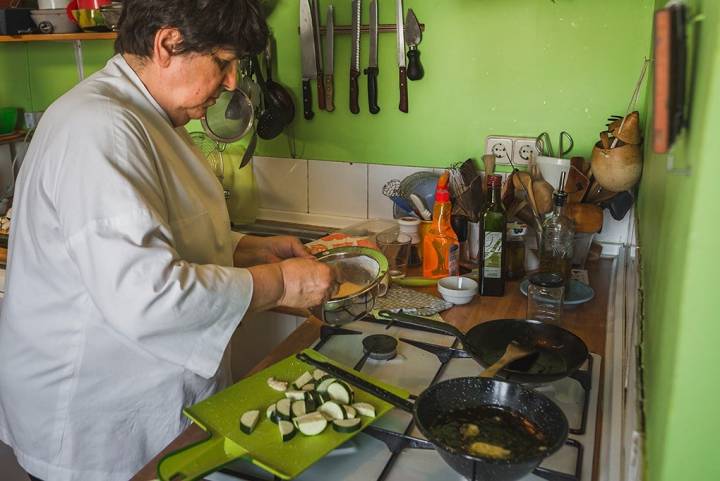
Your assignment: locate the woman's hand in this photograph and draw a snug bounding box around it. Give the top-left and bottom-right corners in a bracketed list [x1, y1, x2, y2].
[234, 235, 312, 267]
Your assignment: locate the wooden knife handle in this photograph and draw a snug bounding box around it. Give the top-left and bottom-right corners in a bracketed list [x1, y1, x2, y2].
[324, 74, 335, 112]
[316, 69, 326, 111]
[407, 47, 424, 81]
[302, 79, 314, 120]
[350, 68, 360, 114]
[364, 66, 380, 114]
[399, 66, 409, 113]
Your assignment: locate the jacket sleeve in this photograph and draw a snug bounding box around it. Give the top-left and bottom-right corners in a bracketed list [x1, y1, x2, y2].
[54, 103, 252, 379]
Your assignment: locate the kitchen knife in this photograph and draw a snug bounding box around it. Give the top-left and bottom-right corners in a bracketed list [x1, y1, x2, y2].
[405, 8, 424, 81]
[350, 0, 361, 114]
[310, 0, 326, 111]
[395, 0, 408, 113]
[324, 5, 335, 112]
[364, 0, 380, 114]
[299, 0, 316, 120]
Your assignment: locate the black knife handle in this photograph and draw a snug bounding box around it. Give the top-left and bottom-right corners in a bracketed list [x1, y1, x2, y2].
[316, 69, 326, 111]
[399, 66, 409, 113]
[364, 66, 380, 114]
[302, 79, 314, 120]
[350, 68, 360, 114]
[407, 47, 424, 81]
[325, 74, 335, 112]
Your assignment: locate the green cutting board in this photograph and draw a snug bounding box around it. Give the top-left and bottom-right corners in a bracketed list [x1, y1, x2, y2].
[157, 348, 410, 481]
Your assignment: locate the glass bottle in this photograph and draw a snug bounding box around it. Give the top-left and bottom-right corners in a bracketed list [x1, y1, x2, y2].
[539, 190, 575, 286]
[480, 174, 506, 296]
[422, 172, 459, 278]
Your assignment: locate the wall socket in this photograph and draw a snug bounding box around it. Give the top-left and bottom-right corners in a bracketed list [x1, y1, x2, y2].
[485, 135, 540, 166]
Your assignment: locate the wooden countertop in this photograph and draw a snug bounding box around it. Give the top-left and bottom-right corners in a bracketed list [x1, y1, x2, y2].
[131, 258, 613, 481]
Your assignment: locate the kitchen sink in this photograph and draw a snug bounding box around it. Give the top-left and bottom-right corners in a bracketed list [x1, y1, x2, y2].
[232, 220, 331, 244]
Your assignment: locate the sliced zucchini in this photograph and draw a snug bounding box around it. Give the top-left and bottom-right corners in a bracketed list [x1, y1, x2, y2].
[293, 412, 328, 436]
[291, 399, 308, 418]
[332, 418, 362, 433]
[266, 403, 279, 423]
[301, 383, 316, 392]
[240, 410, 260, 434]
[327, 381, 354, 405]
[276, 398, 292, 420]
[316, 377, 337, 393]
[278, 420, 296, 442]
[312, 369, 328, 381]
[267, 377, 288, 392]
[352, 402, 376, 418]
[292, 371, 314, 390]
[318, 401, 346, 420]
[343, 405, 357, 419]
[284, 390, 307, 401]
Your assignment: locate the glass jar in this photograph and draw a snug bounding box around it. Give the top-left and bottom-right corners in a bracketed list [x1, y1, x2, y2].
[527, 272, 565, 325]
[398, 217, 421, 267]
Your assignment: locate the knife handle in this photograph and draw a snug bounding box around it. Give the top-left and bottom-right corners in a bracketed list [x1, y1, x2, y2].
[316, 70, 326, 111]
[324, 74, 335, 112]
[364, 66, 380, 114]
[399, 66, 409, 113]
[407, 47, 424, 81]
[350, 68, 360, 114]
[302, 79, 314, 120]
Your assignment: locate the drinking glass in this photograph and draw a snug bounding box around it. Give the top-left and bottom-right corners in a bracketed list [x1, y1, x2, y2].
[376, 231, 412, 279]
[527, 272, 565, 325]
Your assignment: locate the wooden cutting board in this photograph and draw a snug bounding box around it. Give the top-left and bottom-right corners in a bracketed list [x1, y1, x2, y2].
[157, 348, 410, 481]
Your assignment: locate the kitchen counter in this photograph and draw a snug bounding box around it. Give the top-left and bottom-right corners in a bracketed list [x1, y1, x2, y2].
[131, 258, 613, 481]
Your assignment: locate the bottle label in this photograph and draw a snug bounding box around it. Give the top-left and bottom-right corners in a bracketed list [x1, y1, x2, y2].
[484, 232, 503, 279]
[448, 244, 459, 276]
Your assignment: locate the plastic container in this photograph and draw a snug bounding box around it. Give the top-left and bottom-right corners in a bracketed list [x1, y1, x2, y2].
[572, 232, 596, 267]
[437, 276, 478, 305]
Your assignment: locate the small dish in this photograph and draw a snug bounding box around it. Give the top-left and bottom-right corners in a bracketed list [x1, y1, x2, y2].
[437, 276, 478, 305]
[519, 278, 595, 307]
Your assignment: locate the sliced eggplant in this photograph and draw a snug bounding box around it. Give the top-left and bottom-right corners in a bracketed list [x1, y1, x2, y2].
[316, 377, 337, 393]
[240, 410, 260, 434]
[332, 418, 362, 433]
[318, 401, 346, 420]
[293, 412, 328, 436]
[266, 403, 279, 424]
[343, 405, 357, 419]
[327, 381, 354, 405]
[352, 402, 376, 418]
[276, 398, 292, 420]
[284, 390, 307, 401]
[291, 399, 308, 418]
[301, 383, 316, 392]
[292, 371, 314, 390]
[312, 368, 329, 381]
[278, 420, 296, 442]
[267, 377, 288, 392]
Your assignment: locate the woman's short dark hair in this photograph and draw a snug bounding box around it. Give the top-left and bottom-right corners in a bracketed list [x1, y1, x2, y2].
[115, 0, 268, 58]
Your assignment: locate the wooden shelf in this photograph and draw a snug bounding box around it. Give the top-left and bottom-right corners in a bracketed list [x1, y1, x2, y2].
[0, 32, 116, 43]
[0, 131, 26, 145]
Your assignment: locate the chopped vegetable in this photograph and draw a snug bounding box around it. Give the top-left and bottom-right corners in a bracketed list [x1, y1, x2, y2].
[318, 401, 346, 420]
[312, 369, 329, 381]
[276, 398, 292, 420]
[292, 371, 314, 390]
[279, 420, 296, 442]
[267, 377, 288, 392]
[343, 405, 357, 419]
[284, 390, 307, 401]
[266, 403, 279, 424]
[316, 377, 337, 393]
[291, 400, 308, 418]
[327, 381, 354, 405]
[293, 412, 328, 436]
[332, 418, 362, 433]
[301, 383, 316, 392]
[240, 410, 260, 434]
[352, 402, 376, 418]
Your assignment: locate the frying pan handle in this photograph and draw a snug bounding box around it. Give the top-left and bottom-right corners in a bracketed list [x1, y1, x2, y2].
[157, 434, 250, 481]
[296, 352, 415, 413]
[376, 310, 466, 340]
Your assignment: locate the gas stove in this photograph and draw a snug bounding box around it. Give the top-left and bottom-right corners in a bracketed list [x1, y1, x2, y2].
[209, 317, 601, 481]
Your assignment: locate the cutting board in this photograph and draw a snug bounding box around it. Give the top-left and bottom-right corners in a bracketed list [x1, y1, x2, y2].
[157, 348, 410, 481]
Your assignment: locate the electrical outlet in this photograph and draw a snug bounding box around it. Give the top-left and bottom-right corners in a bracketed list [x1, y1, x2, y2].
[484, 136, 514, 165]
[512, 137, 540, 166]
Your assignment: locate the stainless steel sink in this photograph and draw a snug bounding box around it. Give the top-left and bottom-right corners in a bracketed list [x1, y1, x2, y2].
[232, 221, 331, 244]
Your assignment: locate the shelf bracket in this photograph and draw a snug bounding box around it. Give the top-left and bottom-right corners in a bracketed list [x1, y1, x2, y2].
[73, 39, 85, 81]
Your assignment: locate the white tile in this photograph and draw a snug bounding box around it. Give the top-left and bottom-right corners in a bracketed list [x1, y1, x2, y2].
[367, 164, 434, 219]
[253, 156, 308, 213]
[308, 160, 368, 218]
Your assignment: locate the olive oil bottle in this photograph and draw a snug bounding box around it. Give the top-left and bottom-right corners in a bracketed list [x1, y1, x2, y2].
[480, 175, 506, 296]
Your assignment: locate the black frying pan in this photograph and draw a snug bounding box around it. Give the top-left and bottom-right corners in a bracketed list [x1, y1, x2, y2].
[297, 353, 569, 481]
[376, 310, 589, 384]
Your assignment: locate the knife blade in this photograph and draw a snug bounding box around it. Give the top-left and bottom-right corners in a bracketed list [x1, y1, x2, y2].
[299, 0, 316, 120]
[395, 0, 408, 113]
[405, 8, 424, 81]
[350, 0, 361, 114]
[324, 5, 335, 112]
[363, 0, 380, 114]
[310, 0, 326, 111]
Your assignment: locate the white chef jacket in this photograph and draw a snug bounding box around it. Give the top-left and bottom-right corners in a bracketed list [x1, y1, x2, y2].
[0, 55, 254, 481]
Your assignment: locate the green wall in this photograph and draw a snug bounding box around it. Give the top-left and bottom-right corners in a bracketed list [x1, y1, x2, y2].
[1, 0, 655, 166]
[638, 1, 720, 480]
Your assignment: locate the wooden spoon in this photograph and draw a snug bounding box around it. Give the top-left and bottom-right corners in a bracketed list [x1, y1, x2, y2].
[480, 341, 537, 378]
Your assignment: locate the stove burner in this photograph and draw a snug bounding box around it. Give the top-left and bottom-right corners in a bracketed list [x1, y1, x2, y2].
[363, 334, 398, 360]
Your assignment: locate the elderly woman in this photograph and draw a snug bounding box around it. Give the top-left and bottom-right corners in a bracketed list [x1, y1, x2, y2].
[0, 1, 336, 480]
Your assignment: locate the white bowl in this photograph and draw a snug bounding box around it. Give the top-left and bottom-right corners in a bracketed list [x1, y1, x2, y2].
[437, 276, 478, 305]
[537, 156, 571, 192]
[31, 9, 79, 33]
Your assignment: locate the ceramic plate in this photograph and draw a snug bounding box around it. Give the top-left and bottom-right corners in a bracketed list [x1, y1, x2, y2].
[519, 278, 595, 307]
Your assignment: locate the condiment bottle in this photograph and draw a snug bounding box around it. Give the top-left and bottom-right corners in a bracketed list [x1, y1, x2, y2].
[480, 174, 506, 296]
[506, 222, 526, 280]
[422, 171, 459, 278]
[539, 179, 575, 286]
[398, 216, 421, 267]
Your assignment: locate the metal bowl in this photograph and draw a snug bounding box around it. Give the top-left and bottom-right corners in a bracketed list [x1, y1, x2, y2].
[310, 247, 388, 325]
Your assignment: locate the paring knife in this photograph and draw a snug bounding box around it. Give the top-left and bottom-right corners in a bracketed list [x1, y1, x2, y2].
[405, 8, 424, 81]
[324, 5, 335, 112]
[350, 0, 361, 114]
[364, 0, 380, 114]
[310, 0, 326, 111]
[299, 0, 316, 119]
[395, 0, 408, 113]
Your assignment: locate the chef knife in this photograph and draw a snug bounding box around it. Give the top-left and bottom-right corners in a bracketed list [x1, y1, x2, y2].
[364, 0, 380, 114]
[324, 5, 335, 112]
[350, 0, 361, 114]
[310, 0, 326, 111]
[395, 0, 408, 113]
[405, 8, 424, 81]
[299, 0, 316, 120]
